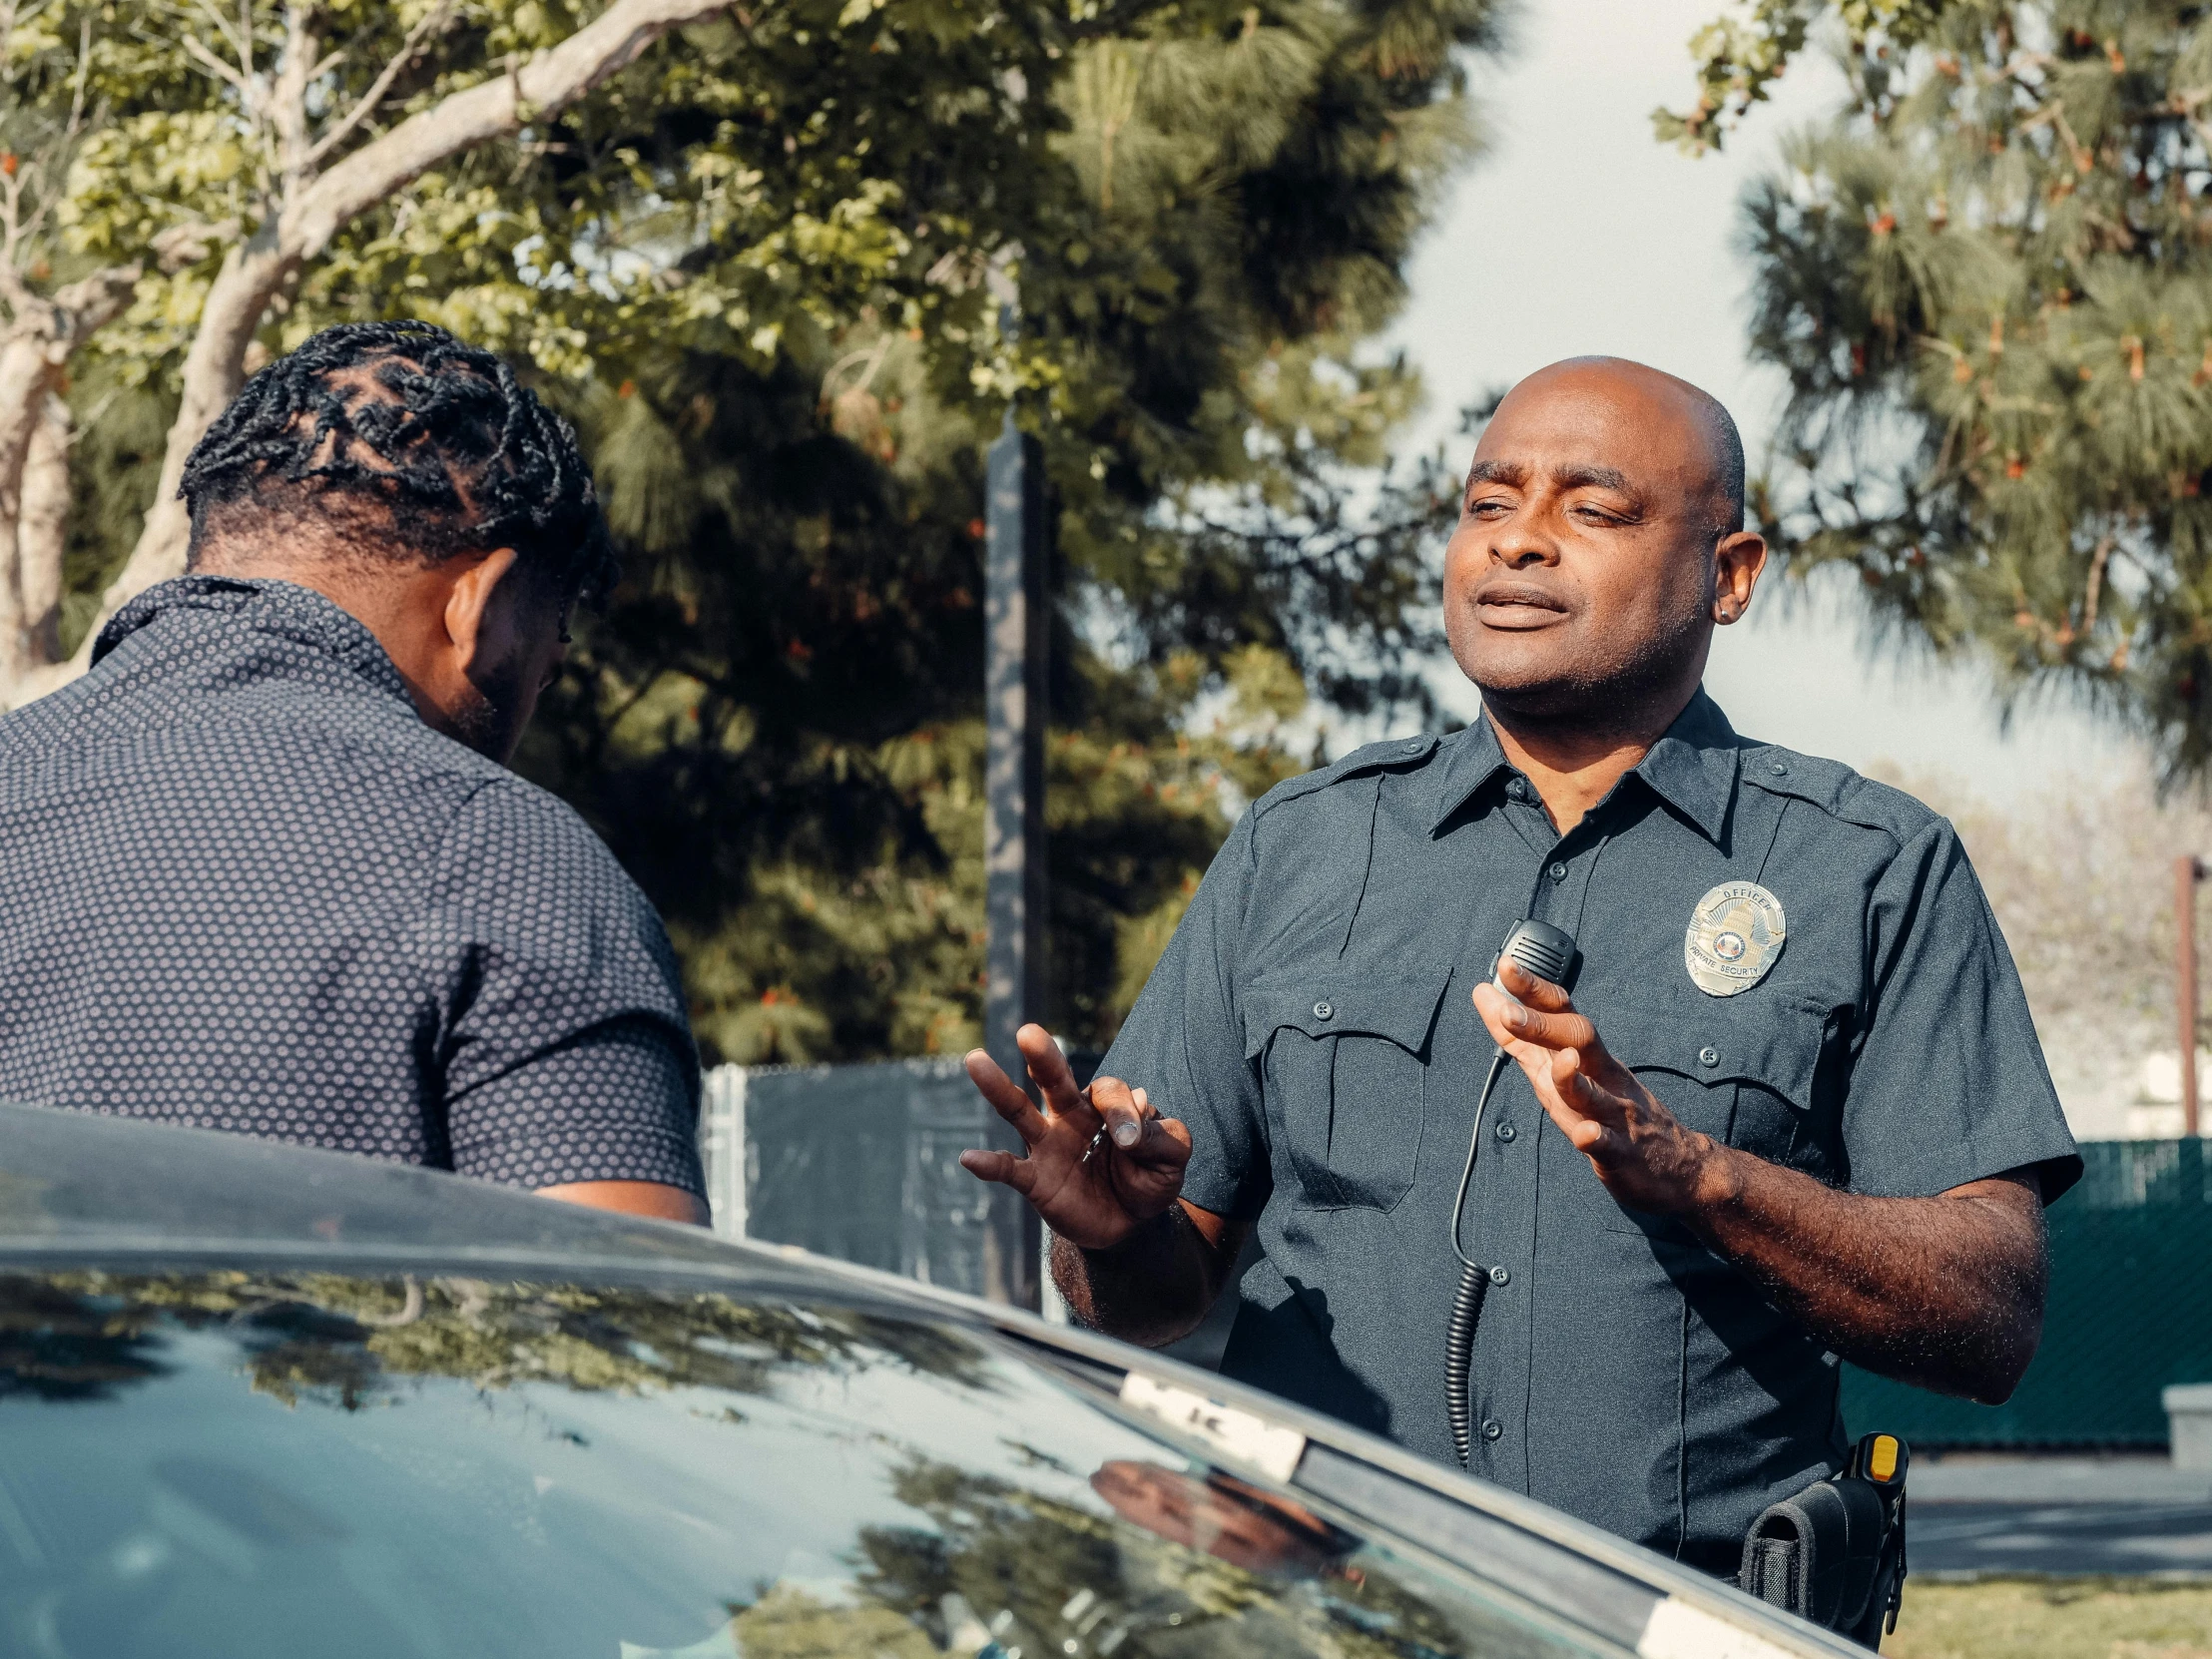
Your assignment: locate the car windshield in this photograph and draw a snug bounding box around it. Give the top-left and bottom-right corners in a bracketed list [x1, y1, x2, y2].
[0, 1271, 1610, 1659]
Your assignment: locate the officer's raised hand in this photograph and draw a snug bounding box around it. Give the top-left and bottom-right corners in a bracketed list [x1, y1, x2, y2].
[1471, 959, 1711, 1215]
[959, 1024, 1193, 1250]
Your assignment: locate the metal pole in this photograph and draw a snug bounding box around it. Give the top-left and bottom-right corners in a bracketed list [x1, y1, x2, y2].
[982, 404, 1046, 1310]
[2183, 856, 2203, 1139]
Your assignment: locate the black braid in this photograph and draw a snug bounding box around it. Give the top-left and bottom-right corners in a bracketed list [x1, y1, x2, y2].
[180, 320, 616, 600]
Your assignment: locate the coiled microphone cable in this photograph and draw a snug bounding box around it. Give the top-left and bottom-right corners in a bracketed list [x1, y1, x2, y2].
[1446, 918, 1579, 1470]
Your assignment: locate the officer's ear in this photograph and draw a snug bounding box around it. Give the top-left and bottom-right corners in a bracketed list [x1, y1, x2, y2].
[1711, 531, 1768, 626]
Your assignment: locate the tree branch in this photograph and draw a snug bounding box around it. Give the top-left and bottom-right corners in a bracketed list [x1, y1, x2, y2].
[148, 217, 240, 272]
[292, 0, 739, 262]
[306, 0, 460, 170]
[62, 0, 750, 680]
[179, 29, 250, 95]
[50, 263, 143, 337]
[2082, 529, 2117, 639]
[270, 4, 317, 198]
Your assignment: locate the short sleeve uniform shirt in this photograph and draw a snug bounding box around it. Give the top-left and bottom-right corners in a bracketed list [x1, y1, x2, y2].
[1099, 691, 2078, 1568]
[0, 577, 703, 1195]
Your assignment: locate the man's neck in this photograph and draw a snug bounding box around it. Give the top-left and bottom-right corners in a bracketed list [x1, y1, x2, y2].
[1484, 685, 1700, 834]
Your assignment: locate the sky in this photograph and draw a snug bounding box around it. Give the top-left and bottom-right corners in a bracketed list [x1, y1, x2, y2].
[1378, 0, 2121, 803]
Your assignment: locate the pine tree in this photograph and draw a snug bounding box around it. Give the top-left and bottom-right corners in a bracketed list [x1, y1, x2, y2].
[1679, 2, 2212, 782]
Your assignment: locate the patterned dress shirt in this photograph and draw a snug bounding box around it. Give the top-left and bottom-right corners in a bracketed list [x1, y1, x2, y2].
[0, 576, 702, 1195]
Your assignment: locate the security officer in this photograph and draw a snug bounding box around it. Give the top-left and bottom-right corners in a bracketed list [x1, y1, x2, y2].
[959, 356, 2080, 1574]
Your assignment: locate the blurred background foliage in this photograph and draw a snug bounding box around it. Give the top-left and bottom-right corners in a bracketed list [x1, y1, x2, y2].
[1673, 0, 2212, 785]
[49, 0, 1504, 1063]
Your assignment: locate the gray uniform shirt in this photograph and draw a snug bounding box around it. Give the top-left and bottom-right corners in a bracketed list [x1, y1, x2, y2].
[0, 577, 703, 1195]
[1100, 691, 2078, 1567]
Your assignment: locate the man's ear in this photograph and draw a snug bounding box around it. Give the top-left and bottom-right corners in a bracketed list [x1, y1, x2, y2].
[441, 547, 522, 672]
[1711, 530, 1769, 626]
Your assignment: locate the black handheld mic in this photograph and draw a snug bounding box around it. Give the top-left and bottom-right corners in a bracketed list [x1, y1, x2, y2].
[1447, 917, 1580, 1469]
[1492, 917, 1578, 995]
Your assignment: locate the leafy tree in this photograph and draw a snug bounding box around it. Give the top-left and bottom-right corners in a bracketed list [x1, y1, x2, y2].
[848, 1455, 1517, 1659]
[38, 1270, 997, 1403]
[518, 2, 1491, 1061]
[30, 0, 982, 696]
[1671, 1, 2212, 784]
[47, 0, 1495, 1062]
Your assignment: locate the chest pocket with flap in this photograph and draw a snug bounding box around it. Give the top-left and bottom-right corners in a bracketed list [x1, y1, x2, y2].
[1244, 971, 1451, 1213]
[1597, 991, 1834, 1233]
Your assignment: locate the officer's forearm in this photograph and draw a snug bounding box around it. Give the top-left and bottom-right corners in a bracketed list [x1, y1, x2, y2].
[1683, 1150, 2047, 1403]
[1051, 1203, 1243, 1347]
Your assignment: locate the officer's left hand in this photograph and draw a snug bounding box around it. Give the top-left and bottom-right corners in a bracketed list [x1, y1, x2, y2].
[1471, 959, 1719, 1216]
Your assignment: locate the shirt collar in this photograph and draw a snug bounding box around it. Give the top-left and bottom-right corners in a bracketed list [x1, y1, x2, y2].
[1631, 690, 1740, 843]
[1426, 690, 1741, 844]
[1424, 713, 1514, 833]
[93, 576, 414, 707]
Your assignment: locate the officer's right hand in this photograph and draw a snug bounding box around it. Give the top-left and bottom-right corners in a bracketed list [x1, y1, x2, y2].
[959, 1024, 1192, 1251]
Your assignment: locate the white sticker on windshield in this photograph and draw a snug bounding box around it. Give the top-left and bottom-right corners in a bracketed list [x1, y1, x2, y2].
[1118, 1372, 1306, 1483]
[1638, 1596, 1801, 1659]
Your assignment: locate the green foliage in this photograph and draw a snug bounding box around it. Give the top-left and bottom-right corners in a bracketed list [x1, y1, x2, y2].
[40, 1269, 996, 1404]
[1655, 0, 1953, 152]
[1733, 1, 2212, 782]
[509, 0, 1493, 1063]
[851, 1455, 1534, 1659]
[45, 0, 1495, 1061]
[54, 0, 981, 379]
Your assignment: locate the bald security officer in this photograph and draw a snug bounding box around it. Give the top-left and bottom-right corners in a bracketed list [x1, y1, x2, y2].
[958, 356, 2079, 1574]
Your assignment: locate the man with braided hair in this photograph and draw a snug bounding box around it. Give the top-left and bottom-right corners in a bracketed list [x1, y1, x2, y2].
[0, 321, 706, 1221]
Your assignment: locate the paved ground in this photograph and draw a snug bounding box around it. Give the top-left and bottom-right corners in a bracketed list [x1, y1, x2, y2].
[1914, 1500, 2212, 1576]
[1912, 1457, 2212, 1577]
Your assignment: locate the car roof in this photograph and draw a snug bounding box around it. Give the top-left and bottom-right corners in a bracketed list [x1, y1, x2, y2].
[0, 1099, 749, 1262]
[0, 1101, 1860, 1659]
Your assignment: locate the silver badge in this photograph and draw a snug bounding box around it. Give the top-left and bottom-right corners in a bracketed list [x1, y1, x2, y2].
[1685, 881, 1787, 997]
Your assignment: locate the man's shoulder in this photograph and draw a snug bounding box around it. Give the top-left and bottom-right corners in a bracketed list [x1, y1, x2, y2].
[443, 771, 627, 863]
[439, 774, 658, 917]
[1249, 734, 1441, 822]
[1733, 738, 1944, 846]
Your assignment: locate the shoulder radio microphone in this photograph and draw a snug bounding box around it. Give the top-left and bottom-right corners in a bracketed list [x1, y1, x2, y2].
[1493, 918, 1577, 994]
[1446, 917, 1580, 1469]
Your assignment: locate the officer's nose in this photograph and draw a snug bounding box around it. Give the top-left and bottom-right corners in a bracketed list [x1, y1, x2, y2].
[1489, 525, 1559, 569]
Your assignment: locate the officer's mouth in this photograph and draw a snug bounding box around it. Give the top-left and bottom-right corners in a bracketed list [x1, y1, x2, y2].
[1472, 581, 1569, 630]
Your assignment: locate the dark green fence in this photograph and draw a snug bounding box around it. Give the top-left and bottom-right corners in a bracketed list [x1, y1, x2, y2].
[1843, 1139, 2212, 1447]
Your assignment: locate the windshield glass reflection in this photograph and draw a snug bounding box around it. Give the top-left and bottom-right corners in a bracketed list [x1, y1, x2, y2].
[0, 1273, 1595, 1659]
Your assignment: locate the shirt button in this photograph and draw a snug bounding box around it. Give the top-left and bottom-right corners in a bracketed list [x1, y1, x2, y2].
[1404, 739, 1423, 755]
[1547, 861, 1567, 881]
[1488, 1265, 1510, 1287]
[1699, 1045, 1720, 1068]
[1770, 761, 1788, 776]
[1313, 1000, 1334, 1021]
[1494, 1122, 1516, 1142]
[1506, 778, 1527, 801]
[1482, 1419, 1504, 1442]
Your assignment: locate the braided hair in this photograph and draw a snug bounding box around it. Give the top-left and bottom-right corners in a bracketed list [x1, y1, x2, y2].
[180, 320, 616, 600]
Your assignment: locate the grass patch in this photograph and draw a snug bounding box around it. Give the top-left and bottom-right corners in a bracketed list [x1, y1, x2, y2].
[1886, 1578, 2212, 1658]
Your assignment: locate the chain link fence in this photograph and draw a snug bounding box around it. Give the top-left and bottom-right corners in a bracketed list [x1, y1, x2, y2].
[698, 1059, 1000, 1296]
[697, 1055, 1249, 1361]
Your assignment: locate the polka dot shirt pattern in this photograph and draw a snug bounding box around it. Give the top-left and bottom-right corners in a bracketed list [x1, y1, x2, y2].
[0, 576, 703, 1194]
